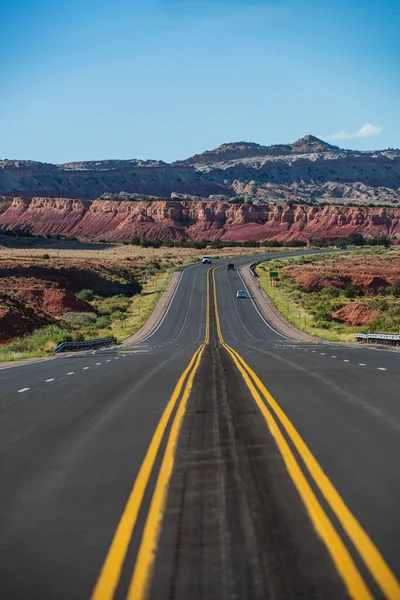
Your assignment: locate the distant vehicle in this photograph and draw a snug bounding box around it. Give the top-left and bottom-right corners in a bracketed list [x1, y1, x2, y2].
[202, 256, 212, 264]
[236, 290, 246, 298]
[227, 263, 234, 270]
[340, 243, 347, 249]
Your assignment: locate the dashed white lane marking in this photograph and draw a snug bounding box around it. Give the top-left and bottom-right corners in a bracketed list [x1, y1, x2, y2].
[45, 378, 55, 382]
[359, 363, 366, 366]
[122, 354, 126, 357]
[83, 367, 90, 370]
[106, 359, 111, 362]
[343, 360, 350, 363]
[115, 357, 119, 360]
[377, 367, 387, 371]
[17, 388, 30, 393]
[320, 353, 325, 355]
[67, 372, 74, 375]
[331, 356, 336, 358]
[96, 362, 101, 366]
[312, 350, 316, 353]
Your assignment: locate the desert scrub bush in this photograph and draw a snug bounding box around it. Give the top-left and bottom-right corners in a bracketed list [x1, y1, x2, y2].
[370, 298, 389, 311]
[321, 286, 341, 298]
[76, 289, 94, 302]
[389, 280, 400, 297]
[111, 311, 127, 323]
[95, 315, 112, 329]
[0, 325, 73, 361]
[63, 312, 97, 328]
[93, 296, 130, 315]
[343, 283, 363, 299]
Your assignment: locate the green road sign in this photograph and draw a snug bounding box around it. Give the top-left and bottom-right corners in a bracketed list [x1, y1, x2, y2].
[270, 271, 279, 278]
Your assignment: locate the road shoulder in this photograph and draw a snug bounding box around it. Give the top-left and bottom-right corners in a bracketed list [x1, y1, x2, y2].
[240, 264, 318, 342]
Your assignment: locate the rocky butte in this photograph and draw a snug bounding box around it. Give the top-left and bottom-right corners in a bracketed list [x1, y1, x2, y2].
[1, 135, 399, 243]
[1, 198, 400, 243]
[1, 135, 399, 205]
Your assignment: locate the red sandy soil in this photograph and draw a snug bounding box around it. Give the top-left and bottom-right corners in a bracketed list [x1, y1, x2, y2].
[0, 292, 54, 344]
[287, 254, 400, 293]
[0, 259, 141, 344]
[332, 303, 382, 326]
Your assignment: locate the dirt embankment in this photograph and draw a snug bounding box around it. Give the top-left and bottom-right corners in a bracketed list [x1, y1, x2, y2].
[1, 197, 400, 243]
[287, 254, 400, 293]
[0, 259, 142, 344]
[285, 253, 400, 327]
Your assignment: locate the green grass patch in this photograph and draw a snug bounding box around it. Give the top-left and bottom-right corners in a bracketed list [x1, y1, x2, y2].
[257, 249, 400, 342]
[0, 325, 73, 362]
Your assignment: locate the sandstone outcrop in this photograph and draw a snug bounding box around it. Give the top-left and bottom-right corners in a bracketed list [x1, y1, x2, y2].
[0, 292, 54, 344]
[332, 303, 382, 326]
[0, 260, 142, 344]
[1, 197, 400, 243]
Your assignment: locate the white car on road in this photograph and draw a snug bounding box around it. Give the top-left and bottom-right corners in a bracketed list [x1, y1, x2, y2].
[202, 256, 212, 264]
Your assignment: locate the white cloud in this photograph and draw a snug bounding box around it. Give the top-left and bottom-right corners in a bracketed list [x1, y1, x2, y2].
[326, 123, 383, 141]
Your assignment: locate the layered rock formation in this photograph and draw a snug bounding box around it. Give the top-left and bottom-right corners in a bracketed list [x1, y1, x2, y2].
[1, 197, 400, 243]
[1, 136, 399, 204]
[0, 260, 142, 343]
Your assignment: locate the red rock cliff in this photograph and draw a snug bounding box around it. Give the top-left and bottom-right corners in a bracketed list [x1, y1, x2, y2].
[0, 197, 399, 242]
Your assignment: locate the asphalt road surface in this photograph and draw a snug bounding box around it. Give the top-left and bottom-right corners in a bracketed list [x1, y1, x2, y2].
[1, 251, 399, 600]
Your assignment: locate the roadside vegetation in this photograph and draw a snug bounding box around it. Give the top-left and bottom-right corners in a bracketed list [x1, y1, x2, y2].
[0, 232, 397, 360]
[0, 259, 172, 362]
[257, 248, 400, 343]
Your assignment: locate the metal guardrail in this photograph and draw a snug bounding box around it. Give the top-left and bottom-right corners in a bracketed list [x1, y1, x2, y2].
[355, 333, 400, 345]
[249, 262, 259, 277]
[54, 337, 115, 353]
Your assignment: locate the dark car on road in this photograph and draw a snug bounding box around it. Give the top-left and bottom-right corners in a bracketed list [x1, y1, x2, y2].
[227, 263, 234, 270]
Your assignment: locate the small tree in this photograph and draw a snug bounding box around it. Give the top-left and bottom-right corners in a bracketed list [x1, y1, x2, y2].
[111, 311, 127, 327]
[76, 289, 94, 302]
[343, 283, 359, 298]
[347, 232, 365, 246]
[390, 280, 400, 298]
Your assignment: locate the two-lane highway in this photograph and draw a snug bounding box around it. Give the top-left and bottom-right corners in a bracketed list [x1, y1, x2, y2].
[1, 252, 399, 600]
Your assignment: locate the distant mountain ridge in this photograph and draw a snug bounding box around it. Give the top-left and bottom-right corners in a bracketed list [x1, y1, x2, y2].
[173, 135, 341, 165]
[1, 135, 399, 206]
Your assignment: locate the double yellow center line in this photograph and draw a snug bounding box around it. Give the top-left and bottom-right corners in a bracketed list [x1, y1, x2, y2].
[91, 269, 210, 600]
[92, 265, 400, 600]
[212, 267, 400, 600]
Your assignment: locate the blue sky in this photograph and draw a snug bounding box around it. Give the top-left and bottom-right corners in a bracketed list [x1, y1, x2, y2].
[1, 0, 399, 163]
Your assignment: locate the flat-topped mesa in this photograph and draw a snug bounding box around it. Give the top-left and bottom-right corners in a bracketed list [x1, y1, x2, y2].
[0, 197, 399, 243]
[60, 159, 168, 171]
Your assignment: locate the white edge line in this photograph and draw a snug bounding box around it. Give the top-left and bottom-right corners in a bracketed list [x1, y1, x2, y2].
[237, 266, 289, 340]
[138, 267, 187, 343]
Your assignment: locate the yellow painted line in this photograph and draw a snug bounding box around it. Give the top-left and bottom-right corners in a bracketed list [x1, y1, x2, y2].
[127, 345, 205, 599]
[232, 345, 400, 600]
[211, 268, 377, 600]
[125, 267, 213, 598]
[91, 266, 212, 600]
[91, 345, 202, 600]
